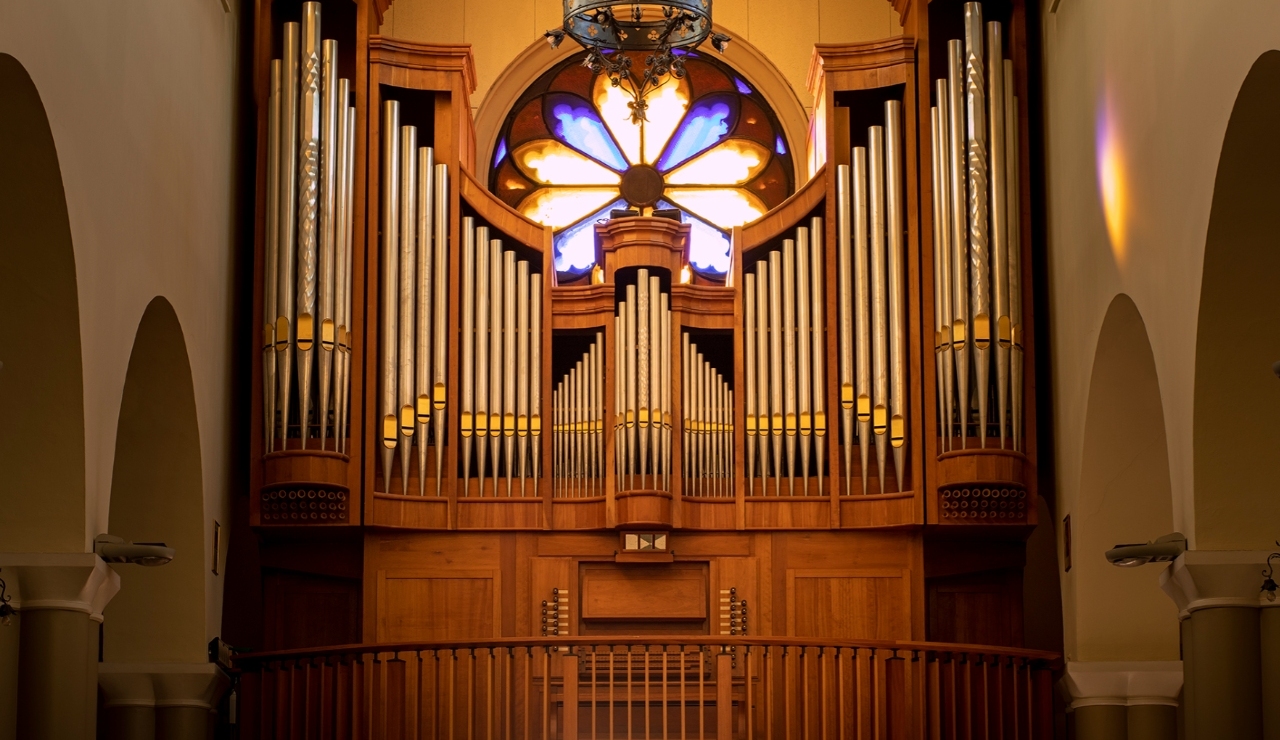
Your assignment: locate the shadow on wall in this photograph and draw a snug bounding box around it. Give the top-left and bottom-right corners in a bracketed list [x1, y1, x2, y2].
[0, 52, 86, 554]
[102, 297, 207, 664]
[1070, 294, 1179, 662]
[1194, 50, 1280, 551]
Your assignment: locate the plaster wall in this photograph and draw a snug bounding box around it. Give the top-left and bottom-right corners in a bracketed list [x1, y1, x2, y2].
[1041, 0, 1280, 658]
[0, 0, 242, 649]
[379, 0, 902, 115]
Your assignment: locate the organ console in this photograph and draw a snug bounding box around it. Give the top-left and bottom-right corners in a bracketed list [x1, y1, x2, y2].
[242, 0, 1053, 734]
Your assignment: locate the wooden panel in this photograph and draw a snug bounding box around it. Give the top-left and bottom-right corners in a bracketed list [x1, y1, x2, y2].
[786, 568, 910, 640]
[376, 569, 500, 641]
[550, 498, 608, 529]
[745, 499, 832, 528]
[614, 490, 672, 528]
[711, 557, 758, 636]
[680, 499, 738, 530]
[926, 569, 1023, 647]
[370, 493, 450, 528]
[838, 493, 916, 527]
[456, 499, 544, 529]
[580, 563, 707, 620]
[531, 557, 573, 637]
[263, 570, 361, 650]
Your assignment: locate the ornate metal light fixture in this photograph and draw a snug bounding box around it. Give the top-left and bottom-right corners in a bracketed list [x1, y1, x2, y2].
[546, 0, 731, 123]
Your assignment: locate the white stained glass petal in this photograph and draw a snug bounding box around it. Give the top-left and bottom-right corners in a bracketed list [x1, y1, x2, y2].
[514, 140, 622, 185]
[519, 188, 620, 229]
[641, 76, 691, 164]
[666, 188, 768, 229]
[665, 140, 770, 185]
[688, 219, 732, 274]
[594, 75, 642, 166]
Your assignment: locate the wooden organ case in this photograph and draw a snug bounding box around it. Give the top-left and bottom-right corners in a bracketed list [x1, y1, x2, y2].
[244, 0, 1042, 677]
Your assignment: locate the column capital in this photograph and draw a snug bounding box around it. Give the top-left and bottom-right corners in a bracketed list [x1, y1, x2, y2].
[0, 552, 120, 620]
[1061, 660, 1183, 709]
[99, 663, 230, 710]
[1159, 550, 1275, 619]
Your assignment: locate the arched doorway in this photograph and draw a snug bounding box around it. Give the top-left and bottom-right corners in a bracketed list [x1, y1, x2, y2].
[1193, 50, 1280, 551]
[1072, 294, 1178, 661]
[0, 52, 86, 553]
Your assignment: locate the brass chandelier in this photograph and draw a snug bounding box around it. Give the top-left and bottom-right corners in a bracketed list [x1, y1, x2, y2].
[545, 0, 731, 123]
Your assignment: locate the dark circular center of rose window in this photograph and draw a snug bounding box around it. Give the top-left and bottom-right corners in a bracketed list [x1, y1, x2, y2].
[619, 164, 665, 209]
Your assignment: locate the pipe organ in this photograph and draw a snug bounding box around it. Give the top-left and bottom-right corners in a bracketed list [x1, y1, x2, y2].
[262, 3, 357, 455]
[246, 0, 1046, 694]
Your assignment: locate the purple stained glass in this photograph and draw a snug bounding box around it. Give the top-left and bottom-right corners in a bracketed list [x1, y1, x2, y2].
[775, 135, 787, 155]
[554, 199, 626, 275]
[656, 94, 737, 172]
[658, 200, 730, 275]
[494, 138, 508, 167]
[545, 94, 628, 171]
[734, 78, 753, 94]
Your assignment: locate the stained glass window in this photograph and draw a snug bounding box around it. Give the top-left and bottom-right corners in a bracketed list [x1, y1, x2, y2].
[490, 50, 794, 279]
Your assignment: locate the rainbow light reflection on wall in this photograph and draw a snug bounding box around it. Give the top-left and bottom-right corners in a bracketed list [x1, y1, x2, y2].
[1096, 94, 1130, 266]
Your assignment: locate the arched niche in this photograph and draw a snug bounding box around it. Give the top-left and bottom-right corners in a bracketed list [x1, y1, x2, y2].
[0, 53, 86, 553]
[102, 297, 207, 663]
[1073, 294, 1179, 661]
[1193, 50, 1280, 550]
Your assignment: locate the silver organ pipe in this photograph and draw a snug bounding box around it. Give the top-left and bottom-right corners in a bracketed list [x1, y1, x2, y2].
[488, 238, 503, 496]
[503, 250, 517, 496]
[554, 335, 604, 496]
[649, 274, 662, 490]
[810, 216, 827, 497]
[531, 282, 543, 486]
[413, 147, 433, 497]
[869, 125, 889, 488]
[379, 100, 400, 493]
[681, 331, 691, 490]
[836, 165, 854, 495]
[461, 217, 475, 496]
[796, 229, 812, 496]
[929, 8, 1023, 452]
[625, 284, 637, 491]
[661, 298, 671, 492]
[617, 313, 626, 488]
[767, 251, 784, 497]
[636, 270, 650, 488]
[432, 163, 448, 493]
[852, 147, 872, 494]
[965, 2, 991, 447]
[781, 239, 797, 495]
[681, 336, 732, 498]
[396, 126, 417, 496]
[517, 260, 530, 496]
[886, 101, 908, 490]
[473, 226, 490, 494]
[296, 4, 321, 447]
[754, 260, 771, 492]
[264, 61, 281, 453]
[317, 39, 338, 447]
[744, 273, 758, 492]
[262, 7, 354, 454]
[614, 275, 671, 492]
[275, 22, 298, 450]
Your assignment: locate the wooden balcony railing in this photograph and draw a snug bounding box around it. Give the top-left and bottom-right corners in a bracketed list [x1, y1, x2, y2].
[234, 637, 1058, 739]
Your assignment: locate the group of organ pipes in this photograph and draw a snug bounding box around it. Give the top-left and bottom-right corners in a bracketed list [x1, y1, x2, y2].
[377, 102, 449, 495]
[458, 220, 543, 497]
[262, 2, 357, 454]
[683, 336, 733, 497]
[834, 100, 910, 495]
[614, 270, 673, 492]
[931, 2, 1024, 452]
[743, 221, 827, 497]
[553, 335, 602, 497]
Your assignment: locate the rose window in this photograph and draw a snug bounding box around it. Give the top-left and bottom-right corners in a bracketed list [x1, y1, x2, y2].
[490, 50, 794, 280]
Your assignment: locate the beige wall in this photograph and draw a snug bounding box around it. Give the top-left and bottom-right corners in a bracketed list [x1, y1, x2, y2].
[0, 0, 241, 648]
[380, 0, 902, 114]
[1042, 0, 1280, 660]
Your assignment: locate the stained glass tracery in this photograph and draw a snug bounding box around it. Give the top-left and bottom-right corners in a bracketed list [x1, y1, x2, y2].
[491, 50, 794, 278]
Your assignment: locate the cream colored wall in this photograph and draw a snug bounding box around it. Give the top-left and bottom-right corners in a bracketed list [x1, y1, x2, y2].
[380, 0, 901, 114]
[1041, 0, 1280, 660]
[0, 0, 240, 648]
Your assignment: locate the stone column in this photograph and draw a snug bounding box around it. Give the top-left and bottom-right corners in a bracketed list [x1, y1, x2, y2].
[98, 663, 228, 740]
[0, 553, 120, 740]
[1161, 550, 1273, 740]
[1062, 661, 1182, 740]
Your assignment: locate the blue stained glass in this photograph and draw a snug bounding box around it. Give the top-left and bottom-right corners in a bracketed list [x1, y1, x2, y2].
[494, 139, 508, 167]
[659, 200, 731, 275]
[775, 135, 787, 155]
[735, 78, 753, 94]
[546, 94, 628, 171]
[554, 199, 626, 275]
[656, 96, 735, 172]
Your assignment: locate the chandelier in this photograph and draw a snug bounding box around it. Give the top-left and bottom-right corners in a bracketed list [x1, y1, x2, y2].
[545, 0, 731, 124]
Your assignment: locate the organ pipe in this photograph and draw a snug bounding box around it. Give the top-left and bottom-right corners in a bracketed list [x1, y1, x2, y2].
[503, 250, 517, 496]
[553, 335, 603, 496]
[637, 270, 650, 486]
[852, 147, 872, 494]
[296, 5, 321, 447]
[836, 165, 854, 495]
[625, 285, 636, 491]
[796, 229, 812, 495]
[988, 20, 1009, 450]
[810, 216, 827, 497]
[336, 98, 355, 454]
[396, 126, 417, 496]
[965, 2, 991, 445]
[886, 101, 908, 489]
[413, 147, 433, 496]
[264, 61, 281, 453]
[517, 261, 530, 495]
[488, 238, 503, 496]
[649, 274, 662, 489]
[744, 273, 758, 492]
[275, 22, 299, 450]
[474, 226, 490, 492]
[461, 218, 475, 495]
[379, 100, 400, 493]
[934, 80, 955, 453]
[1008, 74, 1024, 452]
[432, 163, 448, 493]
[531, 283, 543, 486]
[317, 39, 338, 447]
[782, 239, 797, 495]
[661, 296, 671, 492]
[754, 261, 770, 490]
[948, 39, 970, 445]
[869, 126, 889, 488]
[767, 251, 783, 497]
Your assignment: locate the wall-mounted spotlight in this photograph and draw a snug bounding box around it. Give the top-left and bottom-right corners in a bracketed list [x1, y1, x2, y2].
[1105, 532, 1185, 567]
[94, 534, 175, 566]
